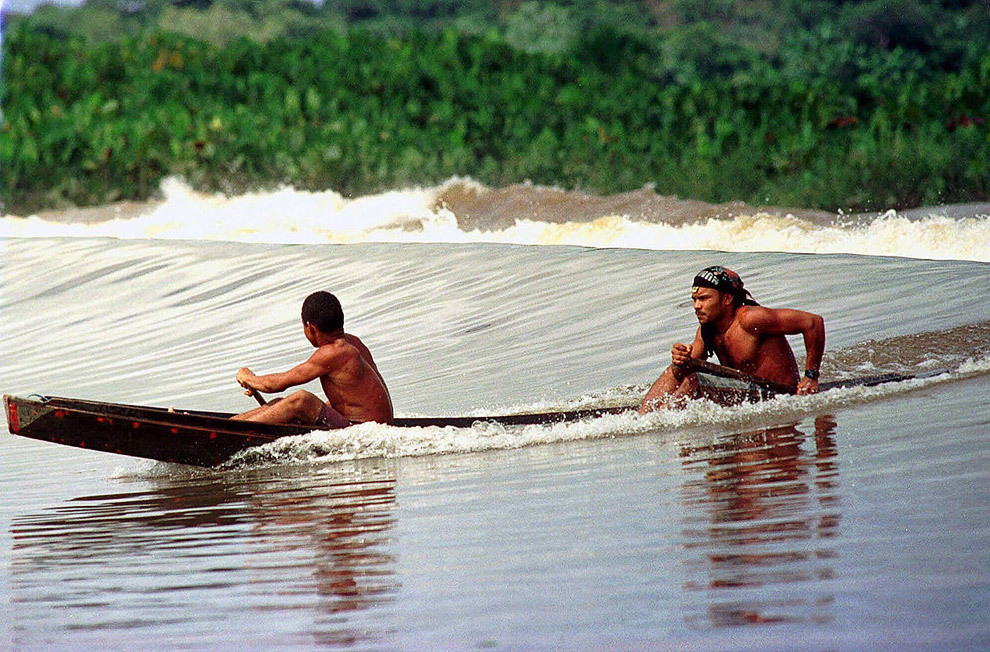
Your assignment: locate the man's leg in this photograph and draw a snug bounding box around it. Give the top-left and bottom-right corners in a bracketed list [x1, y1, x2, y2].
[639, 366, 700, 412]
[316, 402, 352, 429]
[233, 397, 283, 421]
[231, 390, 325, 425]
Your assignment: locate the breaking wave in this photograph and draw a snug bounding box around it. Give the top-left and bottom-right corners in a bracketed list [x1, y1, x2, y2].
[3, 177, 988, 261]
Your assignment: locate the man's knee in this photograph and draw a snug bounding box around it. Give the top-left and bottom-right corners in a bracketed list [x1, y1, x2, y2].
[278, 391, 321, 423]
[286, 390, 319, 407]
[667, 368, 700, 397]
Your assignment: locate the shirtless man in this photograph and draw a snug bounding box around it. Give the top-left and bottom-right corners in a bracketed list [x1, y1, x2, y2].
[639, 266, 825, 412]
[232, 291, 393, 427]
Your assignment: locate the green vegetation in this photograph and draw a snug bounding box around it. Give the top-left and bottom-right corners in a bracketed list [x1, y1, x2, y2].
[2, 0, 988, 213]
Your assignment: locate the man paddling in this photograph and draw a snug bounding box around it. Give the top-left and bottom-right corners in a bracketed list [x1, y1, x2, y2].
[639, 266, 825, 412]
[232, 291, 394, 427]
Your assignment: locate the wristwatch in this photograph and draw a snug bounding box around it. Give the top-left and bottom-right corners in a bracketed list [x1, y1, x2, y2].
[804, 369, 820, 380]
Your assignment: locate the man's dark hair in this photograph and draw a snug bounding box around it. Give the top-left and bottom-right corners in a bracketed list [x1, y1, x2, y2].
[301, 291, 344, 333]
[700, 323, 716, 359]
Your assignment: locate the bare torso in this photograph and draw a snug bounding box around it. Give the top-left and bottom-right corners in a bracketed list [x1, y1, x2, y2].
[319, 334, 393, 424]
[640, 289, 824, 412]
[706, 309, 801, 388]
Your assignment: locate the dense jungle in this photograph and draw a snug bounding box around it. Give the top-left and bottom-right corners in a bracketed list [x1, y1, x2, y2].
[2, 0, 988, 213]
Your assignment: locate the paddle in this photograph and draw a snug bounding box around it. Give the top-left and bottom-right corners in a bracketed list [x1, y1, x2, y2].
[236, 368, 268, 406]
[684, 358, 798, 395]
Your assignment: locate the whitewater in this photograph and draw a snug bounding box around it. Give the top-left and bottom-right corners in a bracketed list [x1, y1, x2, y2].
[3, 177, 988, 260]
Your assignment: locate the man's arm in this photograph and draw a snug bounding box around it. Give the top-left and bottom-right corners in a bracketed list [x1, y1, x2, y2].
[639, 328, 707, 413]
[669, 328, 707, 380]
[236, 347, 342, 395]
[738, 306, 826, 392]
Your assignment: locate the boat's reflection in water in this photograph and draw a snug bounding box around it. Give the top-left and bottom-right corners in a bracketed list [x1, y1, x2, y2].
[10, 416, 847, 644]
[679, 416, 840, 629]
[9, 460, 399, 648]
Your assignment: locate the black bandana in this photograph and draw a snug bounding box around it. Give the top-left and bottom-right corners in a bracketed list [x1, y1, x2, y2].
[692, 266, 758, 306]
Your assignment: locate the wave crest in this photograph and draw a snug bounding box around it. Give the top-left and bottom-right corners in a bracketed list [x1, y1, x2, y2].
[3, 177, 987, 261]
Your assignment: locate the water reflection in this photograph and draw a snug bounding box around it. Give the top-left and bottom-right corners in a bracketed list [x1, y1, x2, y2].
[8, 461, 399, 648]
[679, 416, 840, 628]
[244, 471, 398, 647]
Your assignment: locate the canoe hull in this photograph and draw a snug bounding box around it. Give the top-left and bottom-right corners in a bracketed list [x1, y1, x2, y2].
[2, 368, 929, 467]
[2, 394, 640, 467]
[4, 394, 299, 467]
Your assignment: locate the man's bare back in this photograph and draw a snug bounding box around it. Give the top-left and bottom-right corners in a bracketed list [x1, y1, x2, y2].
[314, 333, 393, 424]
[232, 291, 393, 427]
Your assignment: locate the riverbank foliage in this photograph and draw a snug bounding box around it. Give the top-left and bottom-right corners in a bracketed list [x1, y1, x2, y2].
[2, 0, 988, 213]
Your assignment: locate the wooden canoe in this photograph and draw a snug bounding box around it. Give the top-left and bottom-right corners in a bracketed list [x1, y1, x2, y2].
[2, 394, 640, 467]
[2, 368, 928, 467]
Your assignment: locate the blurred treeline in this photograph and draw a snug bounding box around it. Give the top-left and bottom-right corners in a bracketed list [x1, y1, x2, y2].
[2, 0, 988, 213]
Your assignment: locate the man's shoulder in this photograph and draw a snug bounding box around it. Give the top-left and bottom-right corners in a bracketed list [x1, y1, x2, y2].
[735, 304, 774, 325]
[343, 332, 367, 348]
[314, 337, 361, 362]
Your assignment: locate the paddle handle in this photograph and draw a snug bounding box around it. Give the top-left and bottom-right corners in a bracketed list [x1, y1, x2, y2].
[684, 358, 797, 395]
[250, 389, 267, 406]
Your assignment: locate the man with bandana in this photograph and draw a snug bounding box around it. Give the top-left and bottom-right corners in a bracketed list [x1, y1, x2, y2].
[639, 266, 825, 411]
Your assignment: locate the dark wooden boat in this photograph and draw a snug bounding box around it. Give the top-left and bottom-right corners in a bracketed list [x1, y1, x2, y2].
[2, 394, 639, 467]
[2, 366, 930, 467]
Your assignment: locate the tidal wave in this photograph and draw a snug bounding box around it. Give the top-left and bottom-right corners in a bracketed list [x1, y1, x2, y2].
[3, 177, 988, 261]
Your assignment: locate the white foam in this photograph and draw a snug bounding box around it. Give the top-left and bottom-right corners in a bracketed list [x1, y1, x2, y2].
[224, 356, 987, 469]
[3, 178, 987, 261]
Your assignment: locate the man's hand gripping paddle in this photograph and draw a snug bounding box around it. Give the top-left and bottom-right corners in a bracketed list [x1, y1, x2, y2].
[236, 367, 268, 406]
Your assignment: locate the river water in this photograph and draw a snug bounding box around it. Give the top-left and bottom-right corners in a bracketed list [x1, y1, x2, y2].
[1, 179, 988, 650]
